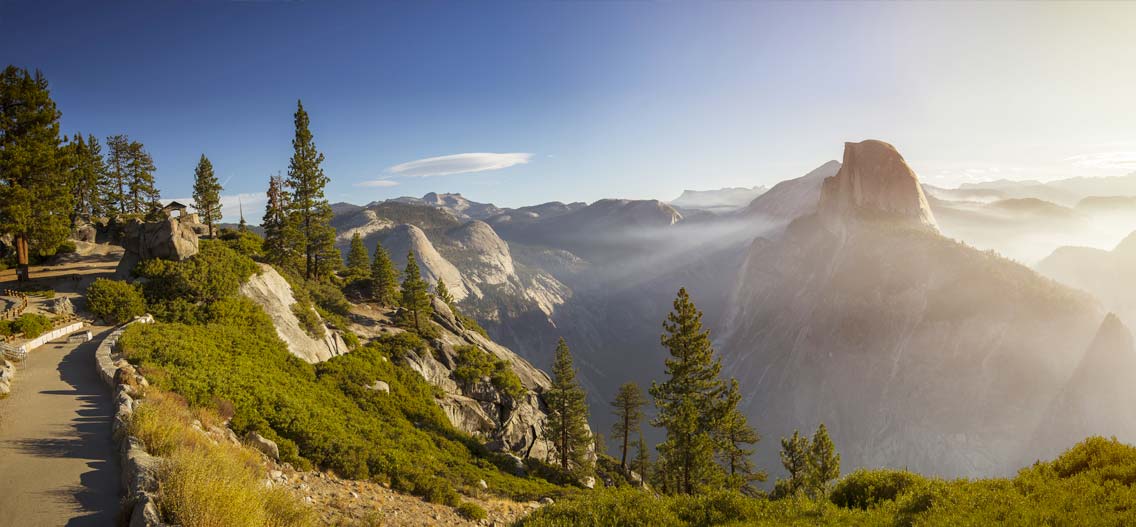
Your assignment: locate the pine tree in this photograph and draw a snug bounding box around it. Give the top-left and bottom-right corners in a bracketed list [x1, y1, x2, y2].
[612, 382, 646, 469]
[807, 423, 840, 498]
[632, 431, 651, 482]
[650, 287, 726, 494]
[192, 153, 223, 237]
[284, 100, 337, 280]
[104, 134, 130, 215]
[125, 140, 158, 215]
[0, 66, 72, 281]
[370, 240, 399, 306]
[345, 232, 370, 281]
[594, 432, 607, 457]
[262, 175, 292, 269]
[776, 430, 810, 497]
[544, 338, 593, 477]
[435, 278, 455, 306]
[400, 250, 433, 332]
[66, 133, 108, 220]
[714, 379, 764, 493]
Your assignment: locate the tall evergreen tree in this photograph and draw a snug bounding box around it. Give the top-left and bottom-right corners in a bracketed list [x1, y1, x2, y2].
[345, 232, 370, 281]
[632, 431, 651, 481]
[192, 153, 222, 237]
[284, 100, 337, 280]
[612, 382, 646, 469]
[66, 133, 108, 220]
[0, 66, 72, 281]
[400, 250, 432, 332]
[650, 288, 727, 494]
[434, 278, 455, 306]
[370, 240, 399, 306]
[104, 134, 130, 215]
[125, 140, 158, 215]
[262, 175, 292, 268]
[776, 430, 811, 497]
[714, 379, 764, 493]
[807, 423, 840, 498]
[544, 338, 593, 476]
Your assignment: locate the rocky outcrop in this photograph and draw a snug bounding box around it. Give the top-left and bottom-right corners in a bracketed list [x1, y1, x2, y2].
[246, 431, 281, 461]
[1038, 230, 1136, 328]
[818, 140, 938, 230]
[357, 296, 585, 464]
[239, 264, 347, 363]
[116, 217, 199, 275]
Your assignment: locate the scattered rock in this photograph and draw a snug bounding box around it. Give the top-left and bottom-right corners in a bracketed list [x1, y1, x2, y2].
[539, 497, 555, 505]
[246, 431, 281, 461]
[367, 380, 390, 394]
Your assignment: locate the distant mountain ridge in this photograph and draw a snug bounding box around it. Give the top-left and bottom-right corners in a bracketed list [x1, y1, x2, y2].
[670, 186, 767, 212]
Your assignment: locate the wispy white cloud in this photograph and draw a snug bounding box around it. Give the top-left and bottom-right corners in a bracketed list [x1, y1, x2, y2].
[354, 179, 400, 188]
[388, 152, 532, 177]
[1065, 151, 1136, 171]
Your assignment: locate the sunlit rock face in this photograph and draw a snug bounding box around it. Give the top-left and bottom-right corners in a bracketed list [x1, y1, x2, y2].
[819, 140, 938, 230]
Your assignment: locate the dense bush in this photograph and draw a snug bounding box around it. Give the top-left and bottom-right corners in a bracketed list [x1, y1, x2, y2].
[291, 302, 325, 339]
[218, 228, 264, 259]
[830, 469, 928, 510]
[0, 313, 52, 338]
[456, 501, 487, 521]
[85, 278, 147, 324]
[452, 345, 526, 399]
[134, 240, 259, 323]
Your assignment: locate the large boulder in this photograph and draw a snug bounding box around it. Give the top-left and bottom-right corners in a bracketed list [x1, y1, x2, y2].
[239, 264, 347, 363]
[116, 217, 199, 275]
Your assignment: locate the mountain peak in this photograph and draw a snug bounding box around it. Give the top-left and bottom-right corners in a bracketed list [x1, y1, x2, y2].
[818, 140, 938, 230]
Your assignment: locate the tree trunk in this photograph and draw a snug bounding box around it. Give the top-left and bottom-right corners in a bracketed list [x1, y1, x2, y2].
[620, 414, 630, 469]
[15, 235, 29, 282]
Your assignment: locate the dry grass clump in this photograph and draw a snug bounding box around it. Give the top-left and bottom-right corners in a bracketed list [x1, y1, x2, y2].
[128, 390, 314, 527]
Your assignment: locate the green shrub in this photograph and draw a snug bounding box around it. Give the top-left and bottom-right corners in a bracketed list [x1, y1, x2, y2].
[11, 313, 50, 339]
[135, 240, 258, 323]
[456, 311, 489, 339]
[452, 345, 526, 399]
[830, 469, 928, 510]
[455, 501, 487, 521]
[218, 229, 264, 259]
[85, 278, 147, 324]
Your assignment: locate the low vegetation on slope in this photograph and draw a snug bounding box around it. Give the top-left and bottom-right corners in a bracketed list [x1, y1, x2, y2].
[128, 390, 314, 527]
[116, 240, 563, 506]
[519, 436, 1136, 526]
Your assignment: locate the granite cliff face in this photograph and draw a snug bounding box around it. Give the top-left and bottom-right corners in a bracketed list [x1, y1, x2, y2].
[1038, 231, 1136, 328]
[818, 140, 938, 230]
[239, 264, 348, 363]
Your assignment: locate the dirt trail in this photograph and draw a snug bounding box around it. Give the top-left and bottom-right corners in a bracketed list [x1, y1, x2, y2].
[0, 326, 120, 527]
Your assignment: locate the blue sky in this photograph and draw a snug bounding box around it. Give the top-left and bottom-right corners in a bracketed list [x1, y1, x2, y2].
[3, 1, 1134, 221]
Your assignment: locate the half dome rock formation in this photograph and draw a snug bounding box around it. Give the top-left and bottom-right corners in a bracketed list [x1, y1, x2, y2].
[1036, 314, 1136, 455]
[818, 140, 938, 230]
[383, 224, 476, 301]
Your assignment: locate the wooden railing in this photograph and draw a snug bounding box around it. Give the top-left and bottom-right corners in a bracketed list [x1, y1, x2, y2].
[1, 290, 29, 321]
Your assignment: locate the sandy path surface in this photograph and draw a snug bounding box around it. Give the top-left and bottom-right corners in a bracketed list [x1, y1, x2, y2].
[0, 326, 120, 527]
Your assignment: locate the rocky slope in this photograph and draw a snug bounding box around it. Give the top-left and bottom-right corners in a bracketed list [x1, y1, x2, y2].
[348, 297, 585, 464]
[239, 264, 348, 363]
[1034, 314, 1136, 457]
